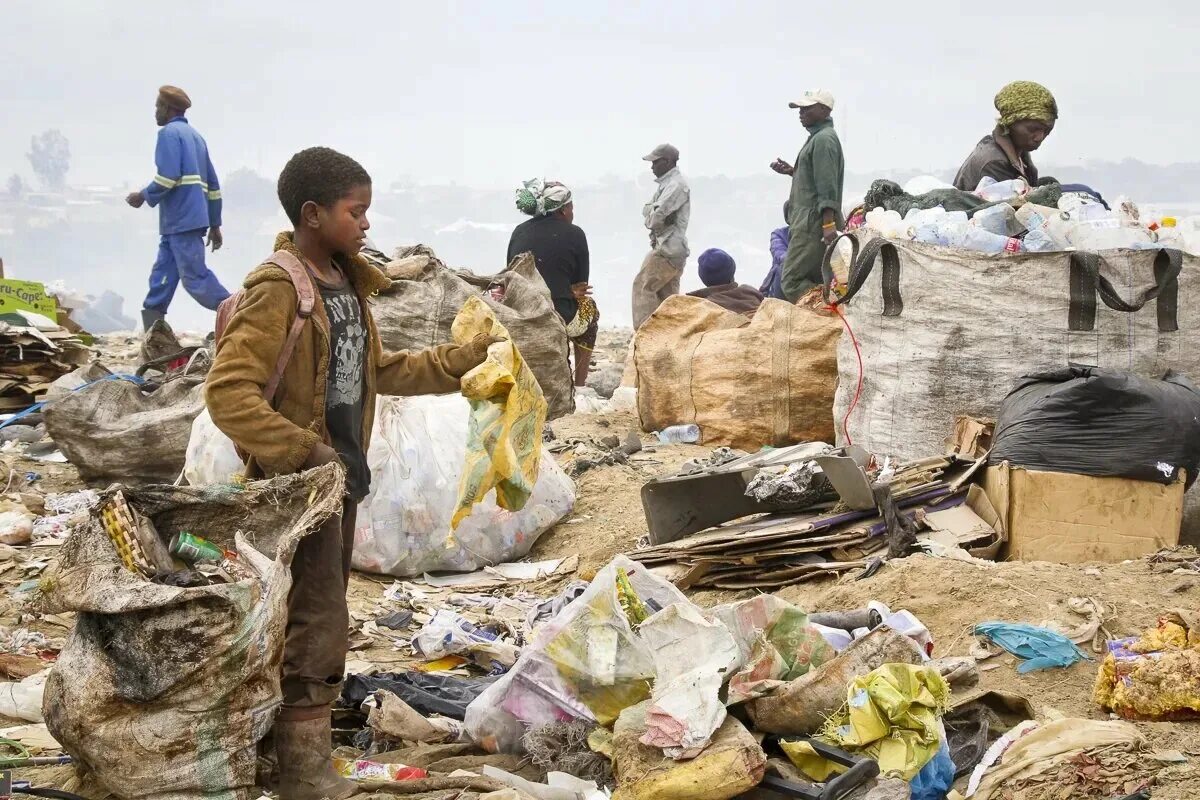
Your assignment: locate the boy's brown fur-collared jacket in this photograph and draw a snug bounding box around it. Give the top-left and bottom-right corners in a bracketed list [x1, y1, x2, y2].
[207, 231, 480, 479]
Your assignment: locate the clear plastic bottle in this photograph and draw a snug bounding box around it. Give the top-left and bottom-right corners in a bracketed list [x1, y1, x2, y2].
[971, 203, 1022, 236]
[865, 208, 910, 239]
[913, 212, 967, 247]
[657, 424, 700, 444]
[959, 226, 1022, 253]
[1058, 193, 1111, 222]
[1067, 218, 1155, 251]
[974, 177, 1029, 203]
[1021, 228, 1059, 252]
[1015, 203, 1074, 248]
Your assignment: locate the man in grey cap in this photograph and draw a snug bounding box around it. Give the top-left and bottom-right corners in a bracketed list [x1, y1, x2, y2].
[770, 89, 844, 301]
[633, 143, 690, 328]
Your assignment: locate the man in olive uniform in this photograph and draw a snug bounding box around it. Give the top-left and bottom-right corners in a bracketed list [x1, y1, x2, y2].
[770, 89, 844, 301]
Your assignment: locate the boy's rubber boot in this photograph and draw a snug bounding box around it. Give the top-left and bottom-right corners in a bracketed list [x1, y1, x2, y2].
[274, 713, 359, 800]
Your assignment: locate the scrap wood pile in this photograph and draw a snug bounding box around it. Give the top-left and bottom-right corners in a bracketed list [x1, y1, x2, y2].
[631, 447, 998, 590]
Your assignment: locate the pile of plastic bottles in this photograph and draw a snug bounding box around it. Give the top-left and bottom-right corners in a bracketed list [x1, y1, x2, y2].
[863, 177, 1200, 255]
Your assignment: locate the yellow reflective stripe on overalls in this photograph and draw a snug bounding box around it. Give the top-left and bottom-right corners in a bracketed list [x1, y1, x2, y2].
[206, 189, 222, 200]
[153, 174, 178, 188]
[177, 175, 208, 188]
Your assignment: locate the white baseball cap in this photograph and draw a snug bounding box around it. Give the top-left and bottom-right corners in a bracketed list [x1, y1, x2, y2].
[789, 89, 836, 110]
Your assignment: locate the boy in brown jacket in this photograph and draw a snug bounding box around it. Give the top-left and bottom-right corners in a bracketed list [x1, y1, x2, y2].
[207, 147, 498, 800]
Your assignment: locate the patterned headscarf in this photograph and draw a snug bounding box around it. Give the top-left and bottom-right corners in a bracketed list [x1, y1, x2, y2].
[515, 179, 573, 217]
[994, 81, 1058, 128]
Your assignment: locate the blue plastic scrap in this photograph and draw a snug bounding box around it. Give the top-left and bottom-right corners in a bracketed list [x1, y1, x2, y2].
[973, 622, 1090, 673]
[910, 738, 955, 800]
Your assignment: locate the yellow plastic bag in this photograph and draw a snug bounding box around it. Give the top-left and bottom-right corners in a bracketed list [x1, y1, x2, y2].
[784, 663, 949, 781]
[450, 296, 548, 530]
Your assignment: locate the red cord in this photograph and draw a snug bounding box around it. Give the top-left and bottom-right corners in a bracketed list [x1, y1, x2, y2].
[828, 303, 863, 446]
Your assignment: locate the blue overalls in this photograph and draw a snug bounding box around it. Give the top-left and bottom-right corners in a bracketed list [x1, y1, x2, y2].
[142, 116, 230, 315]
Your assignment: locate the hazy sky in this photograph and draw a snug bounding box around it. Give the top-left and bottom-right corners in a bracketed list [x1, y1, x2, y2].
[3, 0, 1199, 191]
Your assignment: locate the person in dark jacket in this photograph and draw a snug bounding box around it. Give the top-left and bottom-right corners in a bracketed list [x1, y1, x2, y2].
[954, 81, 1057, 192]
[507, 179, 596, 386]
[760, 203, 790, 300]
[687, 248, 764, 316]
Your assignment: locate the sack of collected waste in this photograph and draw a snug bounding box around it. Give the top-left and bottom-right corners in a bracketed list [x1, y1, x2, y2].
[185, 392, 574, 576]
[465, 555, 690, 753]
[988, 366, 1200, 488]
[37, 465, 344, 800]
[45, 373, 205, 485]
[634, 296, 839, 450]
[371, 247, 575, 419]
[829, 234, 1200, 533]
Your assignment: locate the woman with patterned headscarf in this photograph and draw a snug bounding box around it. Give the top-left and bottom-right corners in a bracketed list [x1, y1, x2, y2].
[953, 81, 1058, 191]
[506, 179, 598, 387]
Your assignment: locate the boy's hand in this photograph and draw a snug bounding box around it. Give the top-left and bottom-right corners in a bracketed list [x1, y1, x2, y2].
[207, 226, 223, 251]
[571, 283, 593, 300]
[303, 442, 340, 470]
[126, 191, 145, 208]
[463, 333, 506, 367]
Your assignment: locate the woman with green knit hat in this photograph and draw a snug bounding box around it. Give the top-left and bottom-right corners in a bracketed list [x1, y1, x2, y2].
[953, 80, 1058, 191]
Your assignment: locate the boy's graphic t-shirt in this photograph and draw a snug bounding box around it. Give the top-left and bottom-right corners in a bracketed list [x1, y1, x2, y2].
[316, 276, 370, 500]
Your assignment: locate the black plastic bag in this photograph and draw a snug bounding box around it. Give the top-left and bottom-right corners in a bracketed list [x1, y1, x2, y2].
[989, 366, 1200, 488]
[340, 671, 497, 720]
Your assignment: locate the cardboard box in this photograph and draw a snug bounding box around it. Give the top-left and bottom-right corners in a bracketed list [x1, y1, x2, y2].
[982, 462, 1182, 564]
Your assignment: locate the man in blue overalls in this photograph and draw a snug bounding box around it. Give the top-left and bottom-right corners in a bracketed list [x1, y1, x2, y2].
[126, 85, 230, 329]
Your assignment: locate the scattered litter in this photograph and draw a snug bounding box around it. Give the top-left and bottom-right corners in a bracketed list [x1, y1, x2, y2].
[523, 720, 613, 788]
[343, 671, 497, 720]
[412, 608, 521, 674]
[748, 626, 927, 735]
[368, 690, 469, 744]
[637, 602, 739, 758]
[966, 718, 1144, 800]
[0, 668, 49, 722]
[420, 555, 579, 590]
[973, 621, 1090, 673]
[0, 508, 32, 545]
[333, 756, 428, 783]
[743, 459, 827, 504]
[781, 663, 949, 782]
[0, 723, 59, 754]
[611, 701, 765, 800]
[1095, 610, 1200, 720]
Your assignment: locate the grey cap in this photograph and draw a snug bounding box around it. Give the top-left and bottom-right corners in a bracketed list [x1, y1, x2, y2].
[642, 143, 680, 162]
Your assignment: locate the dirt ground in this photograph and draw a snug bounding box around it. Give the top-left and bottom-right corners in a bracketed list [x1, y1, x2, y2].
[8, 329, 1200, 798]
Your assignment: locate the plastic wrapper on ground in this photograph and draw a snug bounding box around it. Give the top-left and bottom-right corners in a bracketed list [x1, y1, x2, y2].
[465, 556, 688, 753]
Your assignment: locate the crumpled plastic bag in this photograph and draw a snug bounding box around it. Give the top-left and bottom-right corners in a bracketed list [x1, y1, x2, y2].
[782, 663, 950, 781]
[974, 622, 1090, 673]
[451, 295, 548, 530]
[465, 556, 689, 753]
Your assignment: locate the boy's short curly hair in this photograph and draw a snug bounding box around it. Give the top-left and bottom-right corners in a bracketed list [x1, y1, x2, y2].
[277, 147, 372, 225]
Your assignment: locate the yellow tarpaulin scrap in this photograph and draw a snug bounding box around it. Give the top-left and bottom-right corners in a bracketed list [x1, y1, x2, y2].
[450, 296, 548, 530]
[783, 663, 949, 781]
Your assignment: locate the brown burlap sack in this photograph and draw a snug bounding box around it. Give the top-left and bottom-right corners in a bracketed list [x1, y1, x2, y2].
[634, 296, 840, 450]
[39, 465, 345, 800]
[371, 248, 574, 420]
[44, 374, 205, 485]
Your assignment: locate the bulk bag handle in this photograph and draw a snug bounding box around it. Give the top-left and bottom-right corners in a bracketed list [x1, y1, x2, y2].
[1068, 248, 1181, 332]
[823, 231, 1182, 333]
[821, 232, 903, 315]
